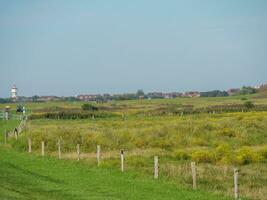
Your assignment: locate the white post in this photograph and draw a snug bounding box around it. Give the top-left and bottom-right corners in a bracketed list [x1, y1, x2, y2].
[77, 144, 80, 161]
[191, 162, 197, 189]
[28, 138, 32, 153]
[97, 145, 101, 166]
[121, 149, 124, 172]
[234, 168, 239, 199]
[41, 141, 45, 156]
[154, 156, 159, 179]
[58, 140, 61, 159]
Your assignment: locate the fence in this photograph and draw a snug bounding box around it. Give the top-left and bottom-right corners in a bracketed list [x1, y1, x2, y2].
[0, 111, 25, 120]
[3, 119, 27, 143]
[3, 119, 243, 200]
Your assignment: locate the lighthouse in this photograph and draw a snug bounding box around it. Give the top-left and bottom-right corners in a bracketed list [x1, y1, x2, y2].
[11, 85, 18, 99]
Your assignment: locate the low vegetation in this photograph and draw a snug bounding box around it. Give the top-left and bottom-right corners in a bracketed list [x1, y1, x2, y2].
[0, 146, 231, 200]
[1, 95, 267, 199]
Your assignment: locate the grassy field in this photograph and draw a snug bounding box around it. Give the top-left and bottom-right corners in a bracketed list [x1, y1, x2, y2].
[0, 94, 267, 115]
[1, 95, 267, 199]
[0, 119, 20, 143]
[0, 145, 233, 200]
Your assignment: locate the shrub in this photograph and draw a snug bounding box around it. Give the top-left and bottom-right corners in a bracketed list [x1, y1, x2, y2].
[29, 111, 118, 120]
[174, 150, 190, 160]
[236, 147, 263, 165]
[258, 146, 267, 159]
[217, 128, 236, 137]
[81, 103, 99, 111]
[244, 101, 254, 109]
[215, 144, 232, 163]
[191, 150, 215, 163]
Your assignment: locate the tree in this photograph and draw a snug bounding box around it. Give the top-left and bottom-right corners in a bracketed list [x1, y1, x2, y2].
[136, 89, 145, 97]
[200, 90, 229, 97]
[240, 86, 257, 95]
[32, 95, 39, 102]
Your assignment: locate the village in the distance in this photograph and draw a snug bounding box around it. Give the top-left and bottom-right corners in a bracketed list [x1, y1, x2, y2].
[1, 83, 266, 103]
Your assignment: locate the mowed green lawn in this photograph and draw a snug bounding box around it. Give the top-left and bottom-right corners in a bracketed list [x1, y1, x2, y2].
[0, 146, 232, 200]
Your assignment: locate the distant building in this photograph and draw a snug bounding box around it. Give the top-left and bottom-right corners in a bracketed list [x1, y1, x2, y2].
[227, 88, 240, 96]
[77, 94, 98, 101]
[182, 91, 200, 97]
[11, 85, 18, 99]
[37, 96, 60, 102]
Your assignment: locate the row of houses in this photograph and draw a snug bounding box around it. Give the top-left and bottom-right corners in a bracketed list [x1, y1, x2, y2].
[9, 84, 265, 103]
[76, 91, 201, 102]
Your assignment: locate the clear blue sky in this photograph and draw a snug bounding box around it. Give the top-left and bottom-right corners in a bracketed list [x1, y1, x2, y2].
[0, 0, 267, 97]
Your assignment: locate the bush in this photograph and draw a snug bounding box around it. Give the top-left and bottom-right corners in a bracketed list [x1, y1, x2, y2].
[191, 150, 215, 163]
[174, 150, 190, 160]
[258, 146, 267, 159]
[217, 128, 236, 137]
[29, 111, 118, 120]
[236, 147, 263, 165]
[244, 101, 254, 109]
[215, 144, 232, 163]
[81, 103, 99, 111]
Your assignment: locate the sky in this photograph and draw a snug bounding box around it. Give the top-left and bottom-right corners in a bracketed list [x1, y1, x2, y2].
[0, 0, 267, 97]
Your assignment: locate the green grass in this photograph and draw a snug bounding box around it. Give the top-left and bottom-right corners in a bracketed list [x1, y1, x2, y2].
[0, 146, 231, 200]
[1, 95, 267, 199]
[0, 120, 20, 143]
[7, 111, 267, 199]
[1, 94, 266, 115]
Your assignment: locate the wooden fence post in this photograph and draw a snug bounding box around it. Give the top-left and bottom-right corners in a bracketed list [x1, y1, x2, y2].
[4, 130, 7, 144]
[41, 141, 45, 156]
[154, 156, 159, 179]
[97, 145, 101, 166]
[191, 162, 197, 189]
[234, 168, 239, 199]
[15, 130, 18, 140]
[77, 144, 80, 161]
[28, 138, 32, 153]
[58, 140, 61, 159]
[121, 149, 124, 172]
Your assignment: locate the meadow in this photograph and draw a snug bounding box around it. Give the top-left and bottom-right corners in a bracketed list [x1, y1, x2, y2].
[1, 95, 267, 199]
[0, 145, 232, 200]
